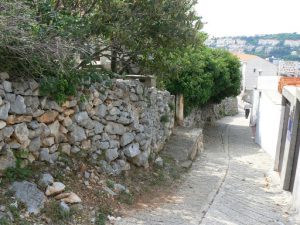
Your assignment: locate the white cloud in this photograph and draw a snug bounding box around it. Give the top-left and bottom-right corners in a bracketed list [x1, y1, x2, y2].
[195, 0, 300, 37]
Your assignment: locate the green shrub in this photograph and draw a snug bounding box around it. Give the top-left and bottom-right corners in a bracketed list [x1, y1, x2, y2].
[95, 211, 106, 225]
[4, 158, 32, 182]
[160, 115, 169, 123]
[159, 47, 241, 114]
[117, 191, 134, 205]
[168, 102, 175, 112]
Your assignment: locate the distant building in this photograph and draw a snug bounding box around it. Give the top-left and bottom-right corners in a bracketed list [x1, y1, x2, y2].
[284, 40, 300, 47]
[278, 60, 300, 77]
[233, 53, 278, 92]
[258, 39, 280, 46]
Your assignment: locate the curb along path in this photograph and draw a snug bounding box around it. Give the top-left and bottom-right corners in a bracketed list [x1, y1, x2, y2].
[116, 114, 291, 225]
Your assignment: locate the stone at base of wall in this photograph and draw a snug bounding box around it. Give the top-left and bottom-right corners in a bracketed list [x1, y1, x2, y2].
[184, 97, 238, 128]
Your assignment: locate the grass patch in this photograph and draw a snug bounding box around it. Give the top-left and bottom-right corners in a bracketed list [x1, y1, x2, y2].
[95, 203, 113, 225]
[117, 191, 134, 205]
[0, 218, 10, 225]
[95, 211, 106, 225]
[4, 158, 32, 182]
[43, 200, 73, 224]
[106, 179, 115, 189]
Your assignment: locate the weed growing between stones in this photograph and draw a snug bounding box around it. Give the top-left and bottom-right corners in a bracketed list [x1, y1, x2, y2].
[160, 114, 169, 123]
[168, 102, 175, 112]
[4, 158, 32, 182]
[43, 200, 74, 224]
[117, 191, 134, 205]
[95, 211, 106, 225]
[106, 179, 115, 189]
[0, 218, 10, 225]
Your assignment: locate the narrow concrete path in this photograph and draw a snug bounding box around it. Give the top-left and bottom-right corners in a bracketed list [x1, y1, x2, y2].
[116, 113, 291, 225]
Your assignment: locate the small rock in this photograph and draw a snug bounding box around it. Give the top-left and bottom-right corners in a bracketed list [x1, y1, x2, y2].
[132, 151, 149, 168]
[94, 122, 104, 134]
[181, 160, 193, 169]
[74, 112, 94, 129]
[123, 143, 140, 158]
[64, 109, 75, 117]
[10, 95, 26, 114]
[42, 137, 55, 147]
[120, 133, 135, 147]
[59, 201, 70, 214]
[105, 122, 126, 135]
[28, 137, 41, 153]
[81, 140, 91, 150]
[103, 186, 117, 196]
[99, 141, 110, 150]
[55, 192, 82, 204]
[0, 205, 5, 212]
[37, 111, 59, 124]
[45, 182, 65, 196]
[114, 183, 129, 194]
[108, 215, 122, 223]
[3, 81, 12, 92]
[0, 102, 10, 120]
[116, 159, 131, 171]
[0, 149, 16, 174]
[0, 72, 9, 80]
[48, 120, 60, 142]
[7, 115, 32, 125]
[0, 120, 6, 129]
[13, 123, 30, 147]
[63, 117, 73, 127]
[60, 143, 71, 155]
[95, 104, 107, 118]
[69, 125, 87, 143]
[71, 146, 80, 154]
[84, 172, 90, 179]
[38, 173, 54, 189]
[2, 127, 14, 139]
[106, 148, 119, 162]
[29, 80, 39, 91]
[154, 157, 164, 167]
[39, 148, 50, 162]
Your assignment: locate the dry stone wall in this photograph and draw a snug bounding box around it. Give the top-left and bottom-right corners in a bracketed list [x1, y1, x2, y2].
[0, 73, 175, 175]
[184, 97, 238, 127]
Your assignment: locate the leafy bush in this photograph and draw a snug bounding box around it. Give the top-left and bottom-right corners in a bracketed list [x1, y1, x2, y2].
[159, 46, 241, 114]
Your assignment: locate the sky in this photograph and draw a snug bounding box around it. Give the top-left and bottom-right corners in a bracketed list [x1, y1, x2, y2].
[195, 0, 300, 37]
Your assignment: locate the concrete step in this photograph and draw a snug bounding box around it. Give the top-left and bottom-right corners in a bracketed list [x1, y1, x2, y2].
[163, 127, 203, 167]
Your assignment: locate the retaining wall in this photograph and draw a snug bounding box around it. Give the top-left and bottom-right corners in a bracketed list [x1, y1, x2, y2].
[0, 73, 175, 175]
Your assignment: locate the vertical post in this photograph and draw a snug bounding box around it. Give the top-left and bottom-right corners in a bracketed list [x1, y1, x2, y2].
[176, 93, 184, 126]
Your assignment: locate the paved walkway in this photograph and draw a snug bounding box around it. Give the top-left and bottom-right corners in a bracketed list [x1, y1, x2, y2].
[116, 113, 292, 225]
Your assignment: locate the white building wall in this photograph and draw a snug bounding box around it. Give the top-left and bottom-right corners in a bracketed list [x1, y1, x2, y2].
[244, 58, 278, 90]
[292, 152, 300, 220]
[256, 91, 282, 159]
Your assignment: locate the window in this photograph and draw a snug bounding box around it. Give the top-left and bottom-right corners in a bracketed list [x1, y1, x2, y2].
[253, 68, 256, 73]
